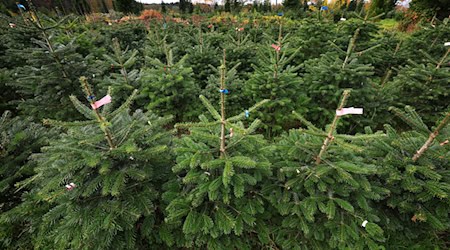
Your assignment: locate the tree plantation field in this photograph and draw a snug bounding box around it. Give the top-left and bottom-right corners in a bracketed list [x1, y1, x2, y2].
[0, 5, 449, 250]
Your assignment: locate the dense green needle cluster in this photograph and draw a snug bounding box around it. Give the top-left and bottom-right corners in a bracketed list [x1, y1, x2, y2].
[0, 7, 449, 250]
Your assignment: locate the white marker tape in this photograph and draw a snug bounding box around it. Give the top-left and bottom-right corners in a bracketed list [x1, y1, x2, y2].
[362, 220, 368, 228]
[445, 42, 450, 47]
[336, 107, 363, 116]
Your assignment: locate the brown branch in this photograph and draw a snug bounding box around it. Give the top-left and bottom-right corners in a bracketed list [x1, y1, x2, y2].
[219, 49, 227, 158]
[80, 77, 116, 150]
[316, 90, 351, 165]
[412, 112, 450, 161]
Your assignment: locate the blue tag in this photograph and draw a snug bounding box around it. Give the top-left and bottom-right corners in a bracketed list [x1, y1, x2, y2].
[278, 12, 283, 16]
[245, 110, 249, 118]
[17, 4, 26, 10]
[320, 6, 329, 11]
[219, 89, 229, 94]
[87, 95, 96, 101]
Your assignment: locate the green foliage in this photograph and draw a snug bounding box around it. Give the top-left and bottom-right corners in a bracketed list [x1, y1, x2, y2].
[164, 54, 272, 248]
[367, 107, 450, 247]
[0, 111, 55, 249]
[244, 23, 309, 137]
[390, 48, 449, 125]
[6, 14, 92, 121]
[140, 49, 201, 122]
[98, 37, 141, 104]
[267, 105, 389, 249]
[114, 0, 143, 14]
[7, 81, 173, 249]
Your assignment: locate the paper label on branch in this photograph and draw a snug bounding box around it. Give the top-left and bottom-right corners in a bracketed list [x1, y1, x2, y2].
[445, 42, 450, 47]
[362, 220, 368, 227]
[336, 107, 363, 116]
[340, 18, 346, 21]
[271, 44, 281, 51]
[91, 95, 111, 109]
[65, 183, 76, 191]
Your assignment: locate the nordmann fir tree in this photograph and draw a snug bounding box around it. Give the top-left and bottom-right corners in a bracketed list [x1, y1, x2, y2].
[301, 17, 392, 133]
[15, 77, 173, 249]
[186, 26, 221, 89]
[140, 42, 201, 123]
[202, 57, 244, 117]
[266, 90, 389, 249]
[0, 111, 56, 249]
[244, 18, 308, 137]
[163, 51, 272, 249]
[389, 44, 449, 126]
[8, 3, 90, 121]
[99, 37, 141, 104]
[222, 26, 257, 81]
[368, 107, 450, 248]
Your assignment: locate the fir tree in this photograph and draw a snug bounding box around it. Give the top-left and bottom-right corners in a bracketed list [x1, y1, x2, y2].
[5, 77, 173, 249]
[8, 10, 91, 121]
[389, 45, 449, 126]
[202, 53, 244, 117]
[186, 27, 221, 89]
[140, 42, 201, 122]
[267, 90, 389, 249]
[0, 111, 55, 249]
[163, 51, 272, 249]
[244, 19, 308, 137]
[301, 19, 392, 133]
[369, 107, 450, 248]
[222, 27, 257, 81]
[99, 37, 141, 104]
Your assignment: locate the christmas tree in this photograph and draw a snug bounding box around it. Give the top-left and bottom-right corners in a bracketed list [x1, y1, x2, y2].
[140, 44, 201, 123]
[0, 111, 55, 249]
[3, 77, 173, 249]
[369, 106, 450, 248]
[266, 90, 389, 249]
[163, 51, 272, 248]
[244, 19, 308, 137]
[7, 8, 91, 121]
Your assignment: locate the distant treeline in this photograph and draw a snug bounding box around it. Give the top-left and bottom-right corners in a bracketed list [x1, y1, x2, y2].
[0, 0, 144, 15]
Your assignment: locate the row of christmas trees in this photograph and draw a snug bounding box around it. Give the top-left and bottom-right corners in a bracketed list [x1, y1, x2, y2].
[0, 10, 449, 249]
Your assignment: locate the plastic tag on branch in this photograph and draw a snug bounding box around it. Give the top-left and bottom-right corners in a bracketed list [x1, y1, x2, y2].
[445, 42, 450, 47]
[361, 220, 368, 228]
[91, 95, 112, 109]
[17, 4, 26, 10]
[271, 44, 281, 51]
[65, 183, 76, 191]
[336, 107, 363, 116]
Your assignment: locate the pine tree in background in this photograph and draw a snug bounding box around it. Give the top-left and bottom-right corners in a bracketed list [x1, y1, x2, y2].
[140, 46, 201, 123]
[369, 107, 449, 248]
[0, 111, 55, 249]
[99, 37, 141, 104]
[244, 19, 308, 137]
[4, 77, 173, 249]
[389, 45, 449, 126]
[163, 51, 272, 249]
[7, 8, 91, 121]
[266, 90, 389, 249]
